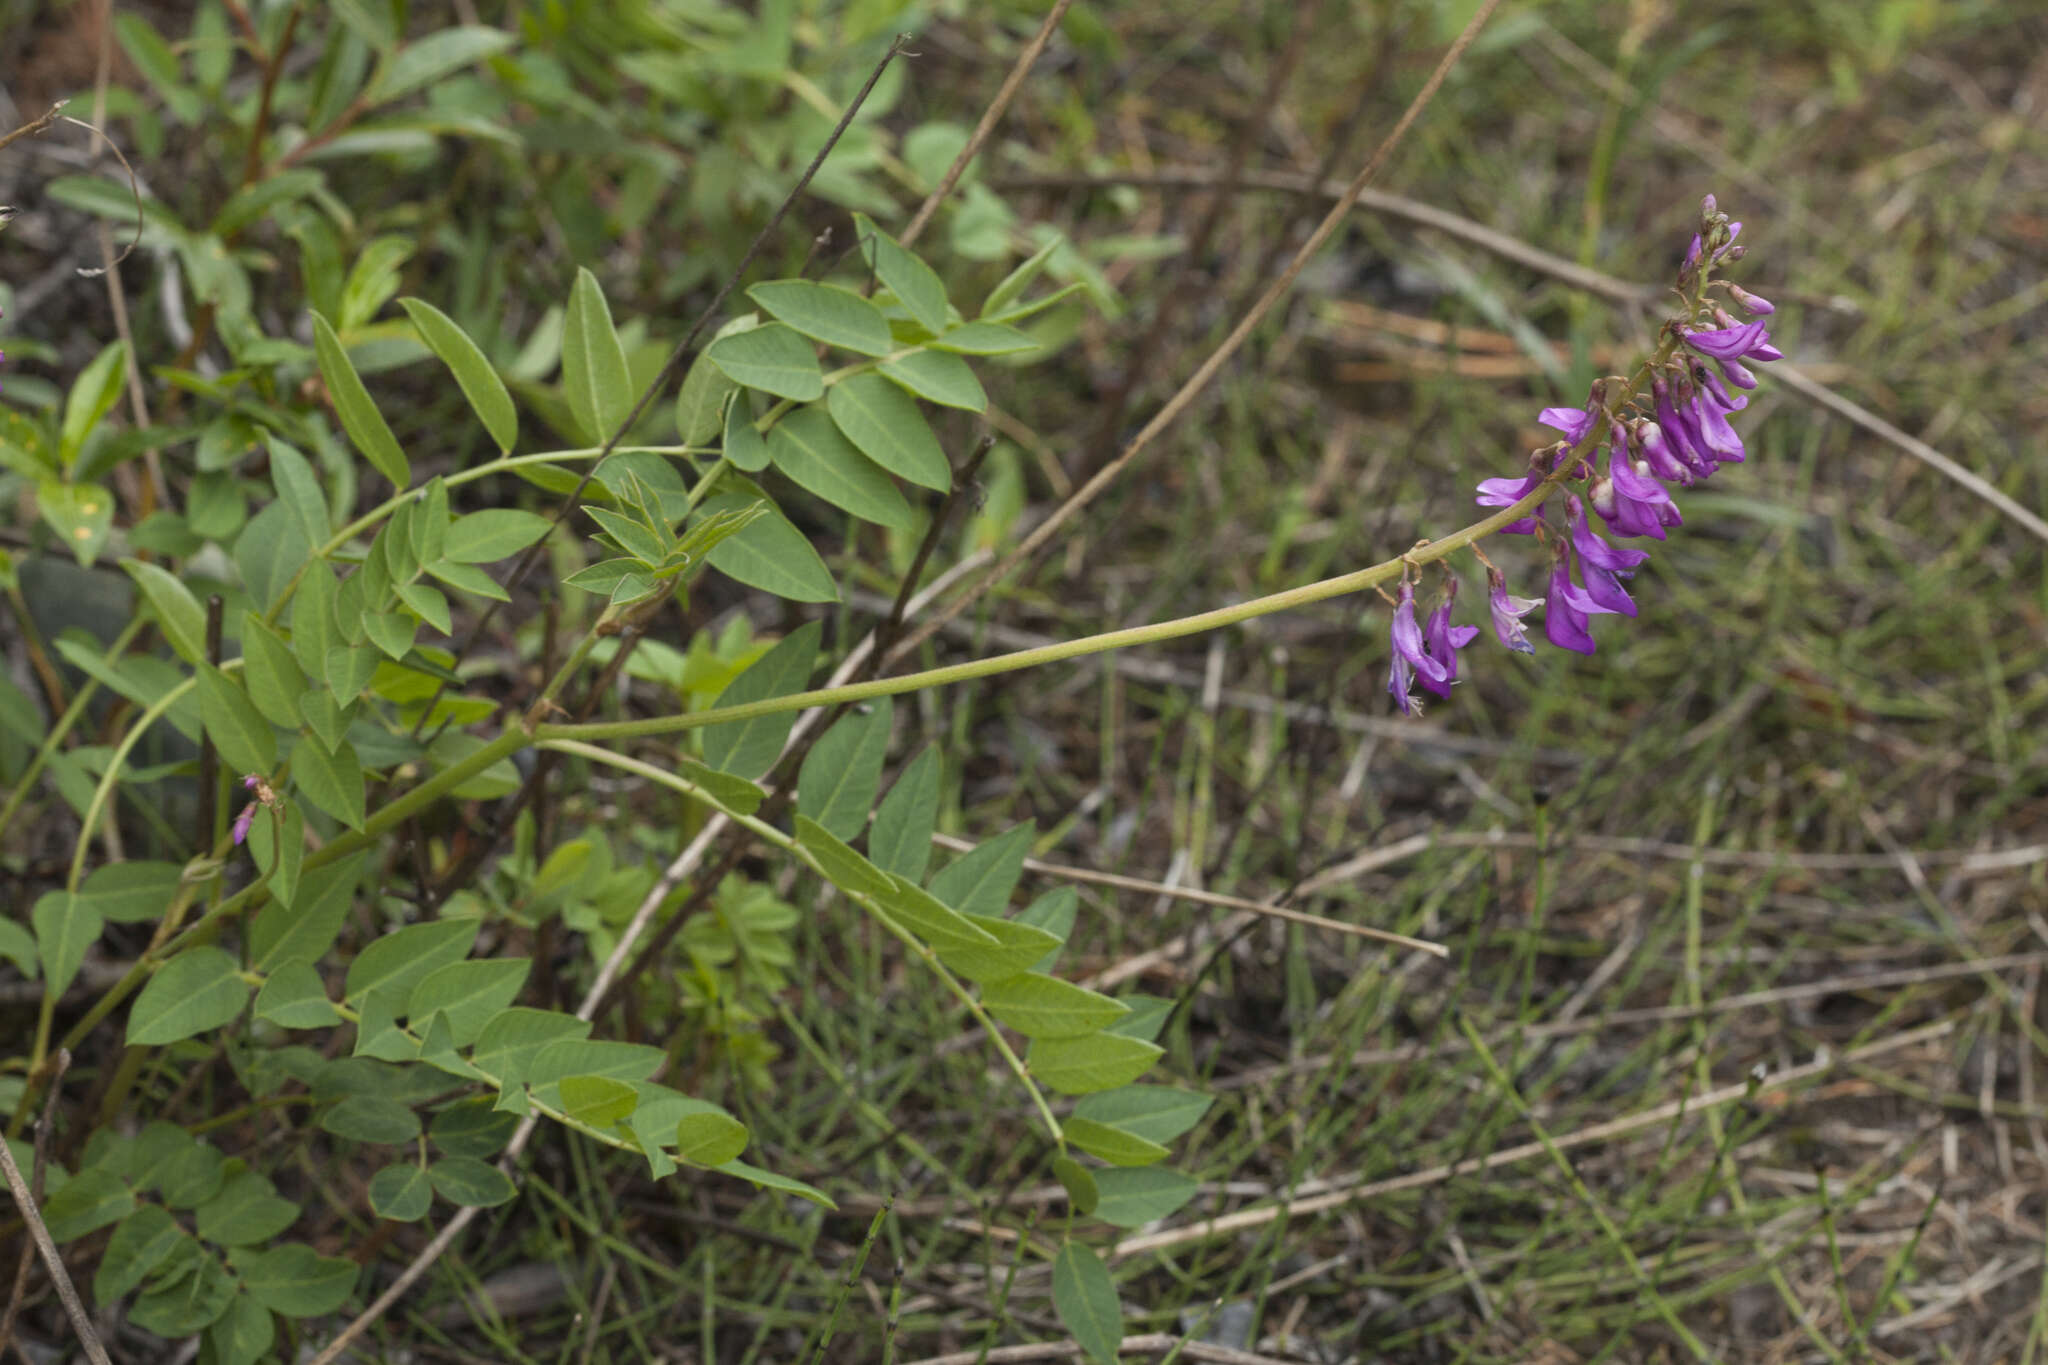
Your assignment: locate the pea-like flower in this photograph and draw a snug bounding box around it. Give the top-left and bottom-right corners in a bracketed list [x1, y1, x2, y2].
[1386, 580, 1446, 714]
[1417, 586, 1482, 700]
[1543, 540, 1622, 655]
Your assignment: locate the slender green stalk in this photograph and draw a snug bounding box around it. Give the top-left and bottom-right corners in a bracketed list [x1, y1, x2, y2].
[0, 617, 146, 839]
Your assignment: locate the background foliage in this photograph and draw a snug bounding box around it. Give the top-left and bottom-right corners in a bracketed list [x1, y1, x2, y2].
[3, 0, 2046, 1362]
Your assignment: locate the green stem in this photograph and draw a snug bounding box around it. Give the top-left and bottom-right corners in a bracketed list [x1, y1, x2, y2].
[0, 618, 146, 840]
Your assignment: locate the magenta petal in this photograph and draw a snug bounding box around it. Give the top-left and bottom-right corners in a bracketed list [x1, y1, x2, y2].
[1543, 557, 1599, 655]
[1683, 320, 1768, 360]
[232, 804, 256, 846]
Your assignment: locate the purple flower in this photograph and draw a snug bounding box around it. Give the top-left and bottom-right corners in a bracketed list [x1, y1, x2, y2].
[1416, 591, 1481, 699]
[1678, 378, 1745, 466]
[1543, 542, 1621, 655]
[1386, 581, 1446, 714]
[1653, 378, 1715, 480]
[1487, 569, 1542, 655]
[1591, 447, 1681, 540]
[1682, 319, 1771, 361]
[1476, 472, 1543, 535]
[1569, 494, 1649, 574]
[232, 802, 256, 846]
[1538, 404, 1596, 448]
[1693, 362, 1748, 413]
[1634, 419, 1693, 485]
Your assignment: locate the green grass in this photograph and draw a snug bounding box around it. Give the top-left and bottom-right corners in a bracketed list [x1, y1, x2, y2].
[9, 1, 2048, 1361]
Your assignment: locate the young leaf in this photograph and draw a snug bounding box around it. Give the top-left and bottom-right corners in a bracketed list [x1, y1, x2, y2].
[704, 323, 824, 401]
[1089, 1167, 1198, 1229]
[980, 233, 1063, 318]
[562, 267, 634, 445]
[127, 946, 251, 1045]
[795, 699, 893, 840]
[1051, 1242, 1122, 1365]
[826, 373, 951, 491]
[745, 280, 893, 356]
[1061, 1116, 1169, 1168]
[855, 215, 950, 333]
[869, 745, 939, 882]
[1028, 1032, 1163, 1095]
[879, 349, 986, 412]
[122, 559, 207, 665]
[675, 352, 736, 447]
[292, 736, 366, 830]
[311, 312, 408, 488]
[767, 405, 912, 529]
[930, 321, 1041, 355]
[368, 1163, 431, 1222]
[982, 973, 1128, 1039]
[32, 891, 100, 998]
[928, 821, 1034, 917]
[700, 620, 820, 779]
[401, 298, 517, 453]
[237, 1243, 358, 1317]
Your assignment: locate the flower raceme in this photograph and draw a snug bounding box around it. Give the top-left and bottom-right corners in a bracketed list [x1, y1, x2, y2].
[1386, 195, 1780, 713]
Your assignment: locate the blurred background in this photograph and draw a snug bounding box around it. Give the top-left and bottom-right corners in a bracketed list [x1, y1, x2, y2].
[3, 0, 2046, 1359]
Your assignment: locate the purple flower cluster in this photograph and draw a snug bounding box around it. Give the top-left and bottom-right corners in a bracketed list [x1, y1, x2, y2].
[1387, 197, 1779, 713]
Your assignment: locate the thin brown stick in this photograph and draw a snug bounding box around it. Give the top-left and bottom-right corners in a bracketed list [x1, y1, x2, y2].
[899, 0, 1076, 248]
[0, 102, 67, 157]
[903, 1332, 1307, 1365]
[927, 832, 1447, 956]
[884, 0, 1505, 665]
[0, 1053, 111, 1365]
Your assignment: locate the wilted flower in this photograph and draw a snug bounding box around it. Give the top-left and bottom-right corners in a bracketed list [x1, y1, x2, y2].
[1487, 568, 1542, 654]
